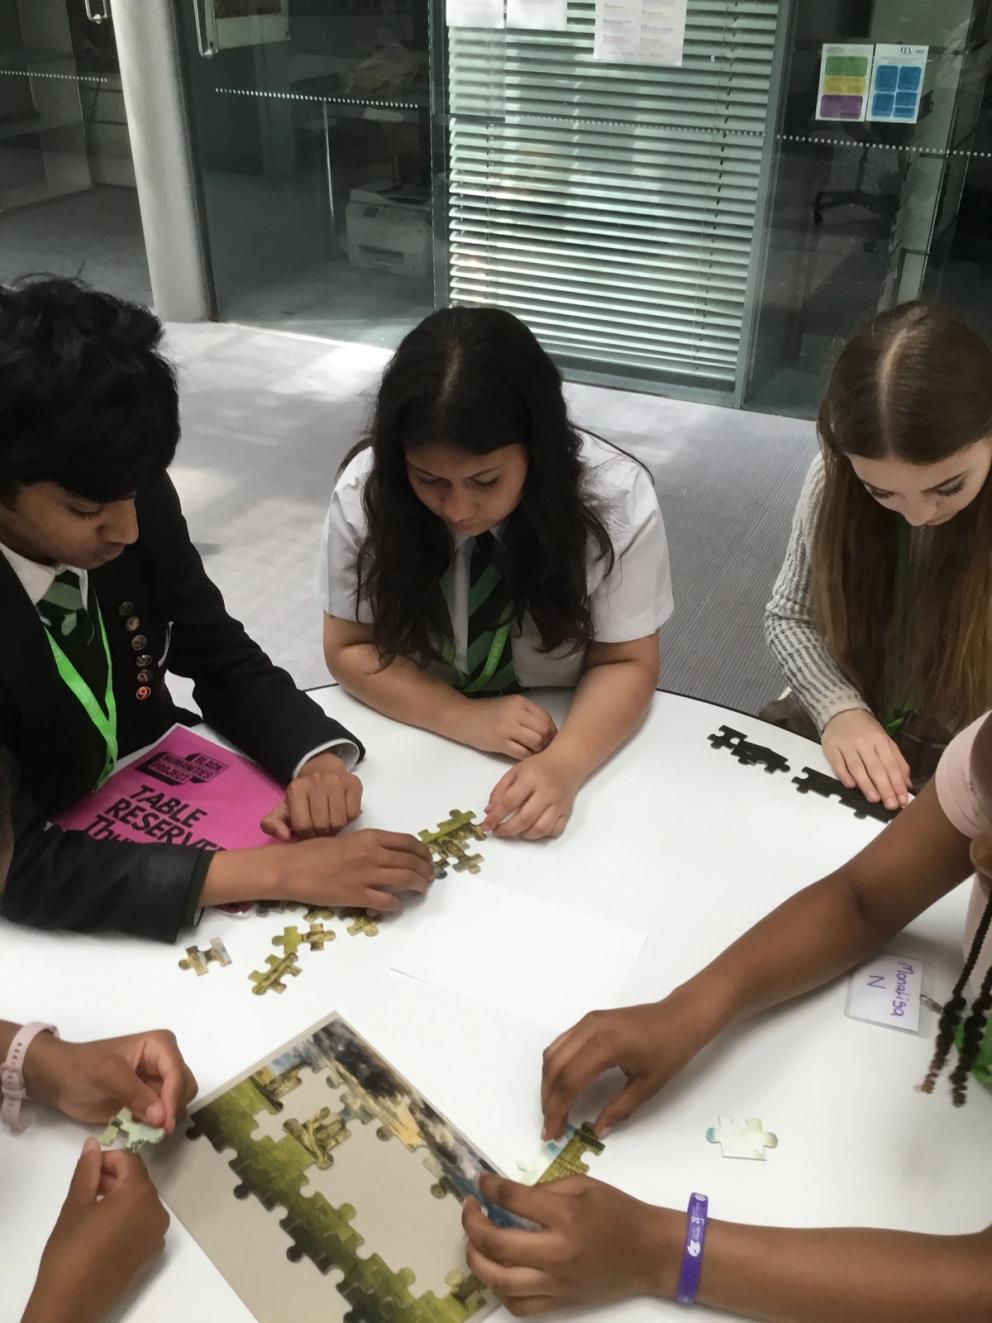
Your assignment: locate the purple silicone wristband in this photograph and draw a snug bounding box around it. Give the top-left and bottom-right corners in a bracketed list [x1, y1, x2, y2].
[675, 1192, 709, 1306]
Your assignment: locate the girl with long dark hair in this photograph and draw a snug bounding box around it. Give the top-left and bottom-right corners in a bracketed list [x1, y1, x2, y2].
[320, 307, 672, 840]
[764, 303, 992, 810]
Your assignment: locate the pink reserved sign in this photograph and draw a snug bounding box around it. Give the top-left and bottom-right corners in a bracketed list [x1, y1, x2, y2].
[54, 726, 281, 851]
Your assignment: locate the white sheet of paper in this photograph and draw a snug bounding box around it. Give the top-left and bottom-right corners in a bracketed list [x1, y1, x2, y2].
[845, 953, 923, 1033]
[390, 876, 646, 1031]
[593, 0, 685, 66]
[507, 0, 566, 30]
[447, 0, 504, 28]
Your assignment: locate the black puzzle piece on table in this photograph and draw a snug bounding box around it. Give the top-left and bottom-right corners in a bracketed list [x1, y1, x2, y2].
[707, 725, 791, 775]
[792, 767, 899, 823]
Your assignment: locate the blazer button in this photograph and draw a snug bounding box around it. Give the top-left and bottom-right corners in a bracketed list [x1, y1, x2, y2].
[118, 601, 134, 616]
[125, 616, 141, 632]
[136, 685, 152, 701]
[136, 669, 153, 684]
[130, 634, 148, 651]
[135, 653, 153, 668]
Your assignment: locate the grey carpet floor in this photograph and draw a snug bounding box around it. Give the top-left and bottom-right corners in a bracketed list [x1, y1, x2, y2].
[165, 322, 816, 717]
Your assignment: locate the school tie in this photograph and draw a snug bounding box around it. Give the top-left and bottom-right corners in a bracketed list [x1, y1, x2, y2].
[462, 532, 519, 695]
[39, 569, 106, 696]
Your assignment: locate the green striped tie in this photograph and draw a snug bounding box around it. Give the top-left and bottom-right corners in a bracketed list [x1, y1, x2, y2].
[39, 569, 106, 697]
[40, 569, 93, 643]
[456, 532, 519, 696]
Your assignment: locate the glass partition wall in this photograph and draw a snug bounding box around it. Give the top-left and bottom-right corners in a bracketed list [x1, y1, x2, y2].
[0, 0, 150, 301]
[177, 0, 438, 346]
[171, 0, 992, 415]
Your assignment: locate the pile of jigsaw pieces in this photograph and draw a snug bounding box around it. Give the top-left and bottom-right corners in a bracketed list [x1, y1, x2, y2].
[418, 809, 485, 876]
[178, 811, 487, 998]
[249, 906, 380, 996]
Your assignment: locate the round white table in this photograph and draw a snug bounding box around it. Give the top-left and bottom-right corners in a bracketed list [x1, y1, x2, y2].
[2, 688, 989, 1322]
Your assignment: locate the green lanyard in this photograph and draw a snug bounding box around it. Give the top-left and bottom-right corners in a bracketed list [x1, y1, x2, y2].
[437, 567, 513, 695]
[44, 598, 118, 789]
[882, 520, 913, 734]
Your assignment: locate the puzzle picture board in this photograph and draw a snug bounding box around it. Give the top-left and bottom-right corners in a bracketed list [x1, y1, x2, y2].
[148, 1013, 499, 1323]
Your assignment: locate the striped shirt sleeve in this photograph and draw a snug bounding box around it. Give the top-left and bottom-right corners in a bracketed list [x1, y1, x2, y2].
[764, 455, 871, 732]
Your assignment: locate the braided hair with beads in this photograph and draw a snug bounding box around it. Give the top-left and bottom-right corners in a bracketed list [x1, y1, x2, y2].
[920, 887, 992, 1104]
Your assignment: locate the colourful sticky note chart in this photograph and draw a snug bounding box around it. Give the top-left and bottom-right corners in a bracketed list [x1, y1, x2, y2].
[816, 44, 873, 122]
[867, 44, 927, 123]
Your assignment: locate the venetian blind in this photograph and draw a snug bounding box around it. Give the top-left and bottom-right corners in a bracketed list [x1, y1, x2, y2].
[446, 0, 779, 391]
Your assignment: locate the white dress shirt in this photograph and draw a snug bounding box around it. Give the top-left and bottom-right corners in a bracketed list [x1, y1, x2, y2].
[0, 540, 356, 778]
[320, 432, 674, 687]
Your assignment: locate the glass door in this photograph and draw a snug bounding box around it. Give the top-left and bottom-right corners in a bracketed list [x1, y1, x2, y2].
[0, 0, 150, 302]
[178, 0, 437, 347]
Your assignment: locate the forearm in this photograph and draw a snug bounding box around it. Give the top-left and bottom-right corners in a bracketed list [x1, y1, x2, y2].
[673, 872, 881, 1039]
[200, 846, 294, 907]
[329, 642, 475, 744]
[0, 1018, 19, 1059]
[650, 1210, 992, 1323]
[549, 655, 656, 785]
[765, 611, 869, 733]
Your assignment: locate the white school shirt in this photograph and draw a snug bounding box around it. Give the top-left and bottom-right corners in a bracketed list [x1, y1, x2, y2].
[319, 433, 674, 688]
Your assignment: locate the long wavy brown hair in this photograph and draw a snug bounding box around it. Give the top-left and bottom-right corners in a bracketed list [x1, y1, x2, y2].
[812, 302, 992, 730]
[350, 306, 615, 667]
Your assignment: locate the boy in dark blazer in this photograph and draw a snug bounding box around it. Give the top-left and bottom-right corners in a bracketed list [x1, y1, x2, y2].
[0, 278, 433, 942]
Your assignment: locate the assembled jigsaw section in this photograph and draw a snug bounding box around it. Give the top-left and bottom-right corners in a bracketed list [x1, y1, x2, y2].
[534, 1121, 604, 1182]
[418, 810, 485, 877]
[249, 920, 344, 996]
[708, 726, 790, 775]
[792, 766, 899, 822]
[185, 1052, 491, 1320]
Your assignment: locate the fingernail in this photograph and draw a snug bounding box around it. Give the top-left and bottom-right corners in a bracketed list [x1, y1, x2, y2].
[83, 1136, 100, 1153]
[600, 1126, 612, 1139]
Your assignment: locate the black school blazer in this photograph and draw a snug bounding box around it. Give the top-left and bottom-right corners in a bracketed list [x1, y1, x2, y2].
[0, 474, 363, 942]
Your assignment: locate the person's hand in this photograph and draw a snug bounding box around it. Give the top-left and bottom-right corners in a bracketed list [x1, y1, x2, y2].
[483, 748, 579, 839]
[22, 1140, 169, 1323]
[276, 829, 435, 911]
[461, 696, 558, 760]
[463, 1175, 673, 1315]
[541, 998, 713, 1140]
[261, 751, 362, 840]
[821, 709, 911, 811]
[23, 1030, 197, 1133]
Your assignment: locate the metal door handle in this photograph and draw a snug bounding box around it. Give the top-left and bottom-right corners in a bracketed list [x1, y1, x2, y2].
[192, 0, 216, 57]
[84, 0, 110, 22]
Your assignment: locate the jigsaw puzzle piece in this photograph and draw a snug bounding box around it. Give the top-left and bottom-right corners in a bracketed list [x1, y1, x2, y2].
[272, 925, 304, 956]
[793, 767, 898, 822]
[303, 906, 338, 922]
[346, 912, 379, 938]
[97, 1107, 165, 1153]
[706, 1116, 778, 1160]
[249, 951, 301, 995]
[303, 921, 334, 950]
[535, 1120, 604, 1181]
[178, 936, 231, 976]
[516, 1123, 576, 1185]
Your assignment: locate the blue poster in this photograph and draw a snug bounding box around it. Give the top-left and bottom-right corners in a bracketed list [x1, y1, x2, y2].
[867, 43, 928, 124]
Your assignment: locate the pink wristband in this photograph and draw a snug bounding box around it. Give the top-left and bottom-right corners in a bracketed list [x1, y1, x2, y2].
[1, 1022, 59, 1133]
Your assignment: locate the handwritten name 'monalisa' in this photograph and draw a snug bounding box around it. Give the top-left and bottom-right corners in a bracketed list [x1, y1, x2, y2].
[890, 959, 915, 1017]
[80, 783, 222, 850]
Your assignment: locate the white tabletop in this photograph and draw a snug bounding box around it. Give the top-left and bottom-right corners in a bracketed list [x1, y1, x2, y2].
[3, 688, 989, 1322]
